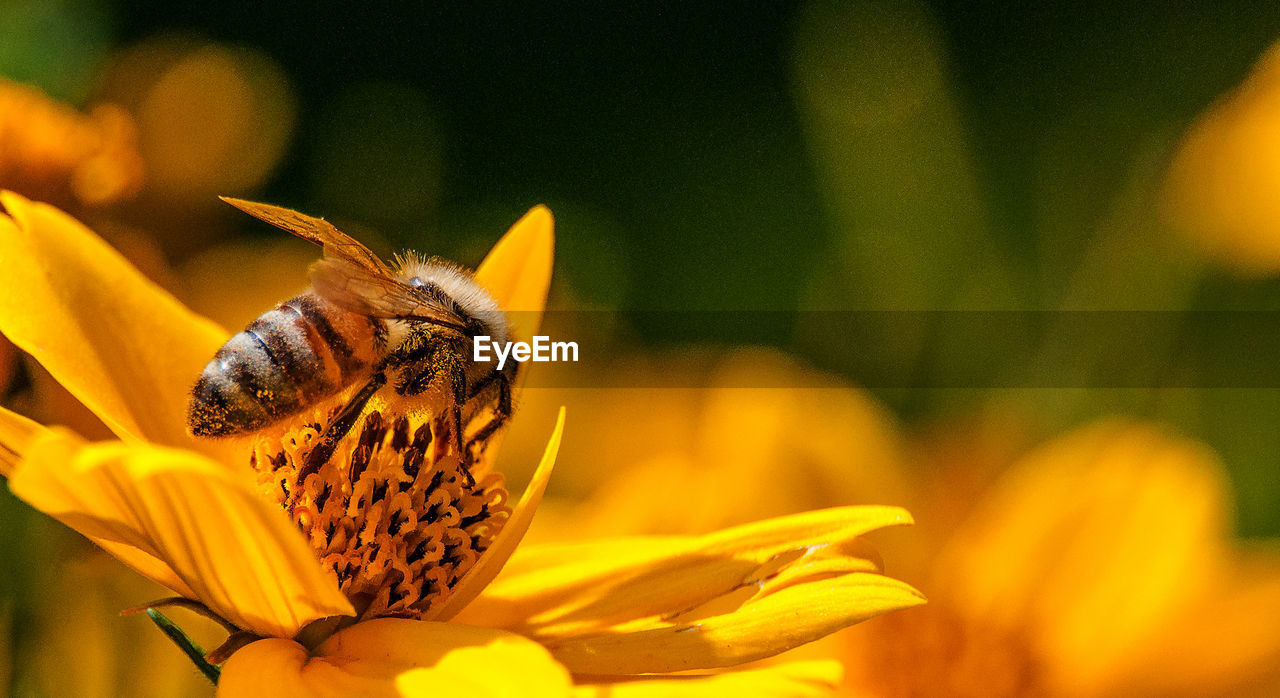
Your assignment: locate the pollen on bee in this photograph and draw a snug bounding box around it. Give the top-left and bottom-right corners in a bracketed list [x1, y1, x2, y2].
[247, 404, 510, 621]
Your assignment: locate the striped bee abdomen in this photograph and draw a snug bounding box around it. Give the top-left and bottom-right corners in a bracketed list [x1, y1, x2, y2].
[187, 292, 385, 437]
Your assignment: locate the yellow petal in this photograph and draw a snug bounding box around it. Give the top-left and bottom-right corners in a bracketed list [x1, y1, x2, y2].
[543, 572, 924, 675]
[217, 639, 382, 698]
[1162, 40, 1280, 274]
[428, 407, 565, 621]
[573, 661, 842, 698]
[218, 620, 571, 698]
[938, 420, 1231, 693]
[0, 403, 42, 477]
[6, 426, 196, 597]
[0, 192, 230, 457]
[1101, 545, 1280, 696]
[456, 505, 912, 633]
[9, 429, 353, 637]
[756, 552, 885, 597]
[474, 205, 554, 340]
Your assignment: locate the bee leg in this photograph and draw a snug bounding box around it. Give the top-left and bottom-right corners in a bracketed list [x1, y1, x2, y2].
[464, 359, 518, 404]
[464, 371, 513, 454]
[447, 360, 471, 483]
[395, 344, 468, 467]
[451, 372, 466, 461]
[298, 370, 388, 485]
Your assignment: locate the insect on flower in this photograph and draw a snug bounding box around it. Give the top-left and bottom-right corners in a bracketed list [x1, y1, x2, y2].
[187, 198, 517, 476]
[0, 192, 926, 694]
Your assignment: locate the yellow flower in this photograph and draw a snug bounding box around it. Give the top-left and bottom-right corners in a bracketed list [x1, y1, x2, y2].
[0, 192, 923, 696]
[0, 79, 144, 208]
[1163, 39, 1280, 274]
[841, 420, 1280, 697]
[95, 38, 297, 205]
[527, 356, 1280, 695]
[511, 347, 912, 540]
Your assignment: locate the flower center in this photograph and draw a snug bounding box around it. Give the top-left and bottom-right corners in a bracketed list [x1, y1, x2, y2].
[247, 403, 510, 621]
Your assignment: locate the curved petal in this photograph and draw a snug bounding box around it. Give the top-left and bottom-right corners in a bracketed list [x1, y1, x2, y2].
[544, 572, 924, 675]
[0, 402, 191, 593]
[474, 205, 554, 340]
[1161, 40, 1280, 273]
[9, 429, 353, 637]
[455, 505, 912, 633]
[0, 192, 230, 457]
[218, 620, 571, 698]
[1102, 545, 1280, 696]
[0, 404, 42, 477]
[938, 420, 1231, 693]
[428, 407, 565, 621]
[572, 661, 842, 698]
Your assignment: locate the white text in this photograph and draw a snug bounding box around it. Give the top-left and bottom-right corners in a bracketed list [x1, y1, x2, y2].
[473, 335, 579, 370]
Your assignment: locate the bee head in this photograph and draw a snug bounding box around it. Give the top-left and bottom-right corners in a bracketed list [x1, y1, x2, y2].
[396, 256, 511, 345]
[463, 315, 487, 338]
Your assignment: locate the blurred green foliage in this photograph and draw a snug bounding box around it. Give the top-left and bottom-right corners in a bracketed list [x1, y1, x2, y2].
[0, 0, 114, 103]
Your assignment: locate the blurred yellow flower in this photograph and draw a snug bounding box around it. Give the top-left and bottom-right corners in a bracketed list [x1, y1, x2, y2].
[0, 192, 922, 696]
[536, 361, 1280, 696]
[515, 348, 912, 539]
[838, 420, 1280, 696]
[1163, 40, 1280, 274]
[175, 236, 318, 333]
[0, 79, 144, 208]
[95, 37, 296, 206]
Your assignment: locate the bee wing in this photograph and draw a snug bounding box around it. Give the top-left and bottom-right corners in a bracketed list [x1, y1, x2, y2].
[309, 257, 467, 330]
[220, 197, 392, 276]
[222, 197, 467, 330]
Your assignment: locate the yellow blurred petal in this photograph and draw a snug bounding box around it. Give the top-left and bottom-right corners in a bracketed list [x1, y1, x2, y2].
[0, 192, 230, 458]
[474, 205, 554, 340]
[1102, 546, 1280, 697]
[458, 505, 911, 633]
[543, 572, 924, 675]
[939, 420, 1230, 693]
[5, 426, 195, 597]
[219, 620, 571, 698]
[572, 661, 842, 698]
[0, 403, 42, 477]
[9, 429, 353, 637]
[428, 407, 565, 621]
[178, 237, 315, 331]
[1162, 40, 1280, 274]
[695, 350, 913, 520]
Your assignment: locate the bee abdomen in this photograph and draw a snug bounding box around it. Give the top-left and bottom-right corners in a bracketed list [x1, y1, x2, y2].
[187, 292, 383, 437]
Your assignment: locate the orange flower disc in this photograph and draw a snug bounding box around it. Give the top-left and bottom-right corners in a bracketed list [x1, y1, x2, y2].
[249, 403, 510, 622]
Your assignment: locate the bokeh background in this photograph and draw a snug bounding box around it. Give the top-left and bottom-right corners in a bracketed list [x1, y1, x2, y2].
[5, 0, 1280, 695]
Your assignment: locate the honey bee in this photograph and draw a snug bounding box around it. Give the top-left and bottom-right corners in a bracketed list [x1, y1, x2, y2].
[188, 198, 517, 475]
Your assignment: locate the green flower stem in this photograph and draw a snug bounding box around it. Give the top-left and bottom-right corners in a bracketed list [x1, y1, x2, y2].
[145, 608, 221, 685]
